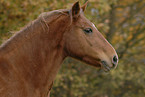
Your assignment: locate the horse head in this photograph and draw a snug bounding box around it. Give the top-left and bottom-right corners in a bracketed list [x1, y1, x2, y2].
[64, 2, 118, 72]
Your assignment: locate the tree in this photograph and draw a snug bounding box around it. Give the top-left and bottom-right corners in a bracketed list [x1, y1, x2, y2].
[0, 0, 145, 97]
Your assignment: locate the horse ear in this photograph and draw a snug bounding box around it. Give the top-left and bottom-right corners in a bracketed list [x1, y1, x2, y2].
[81, 1, 88, 12]
[71, 1, 80, 18]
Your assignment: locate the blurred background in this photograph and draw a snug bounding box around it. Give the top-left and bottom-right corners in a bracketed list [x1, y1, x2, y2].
[0, 0, 145, 97]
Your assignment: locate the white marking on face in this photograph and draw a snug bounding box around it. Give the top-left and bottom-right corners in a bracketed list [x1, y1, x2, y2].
[92, 22, 98, 31]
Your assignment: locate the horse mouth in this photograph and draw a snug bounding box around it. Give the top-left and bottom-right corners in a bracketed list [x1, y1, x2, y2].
[82, 56, 112, 72]
[101, 61, 111, 72]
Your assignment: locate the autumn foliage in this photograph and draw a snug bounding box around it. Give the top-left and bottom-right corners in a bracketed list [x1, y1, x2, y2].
[0, 0, 145, 97]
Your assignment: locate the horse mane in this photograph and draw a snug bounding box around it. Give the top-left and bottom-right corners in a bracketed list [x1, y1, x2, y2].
[38, 9, 70, 32]
[0, 9, 70, 55]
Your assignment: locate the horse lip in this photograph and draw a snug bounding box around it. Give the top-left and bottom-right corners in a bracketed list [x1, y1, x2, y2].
[101, 61, 111, 72]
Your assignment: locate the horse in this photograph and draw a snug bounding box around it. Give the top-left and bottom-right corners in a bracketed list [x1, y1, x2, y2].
[0, 1, 118, 97]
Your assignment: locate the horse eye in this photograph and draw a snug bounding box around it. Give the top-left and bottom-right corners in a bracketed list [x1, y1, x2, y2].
[83, 28, 93, 34]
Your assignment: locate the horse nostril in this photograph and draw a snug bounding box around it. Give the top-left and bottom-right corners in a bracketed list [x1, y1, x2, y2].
[112, 55, 118, 68]
[113, 55, 118, 63]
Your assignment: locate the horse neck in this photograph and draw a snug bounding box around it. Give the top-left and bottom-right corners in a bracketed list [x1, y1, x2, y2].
[0, 13, 70, 96]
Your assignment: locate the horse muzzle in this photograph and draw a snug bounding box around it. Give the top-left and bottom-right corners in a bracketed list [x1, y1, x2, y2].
[101, 55, 118, 72]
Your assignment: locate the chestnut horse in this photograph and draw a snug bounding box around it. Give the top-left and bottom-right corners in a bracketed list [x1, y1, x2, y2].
[0, 2, 118, 97]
